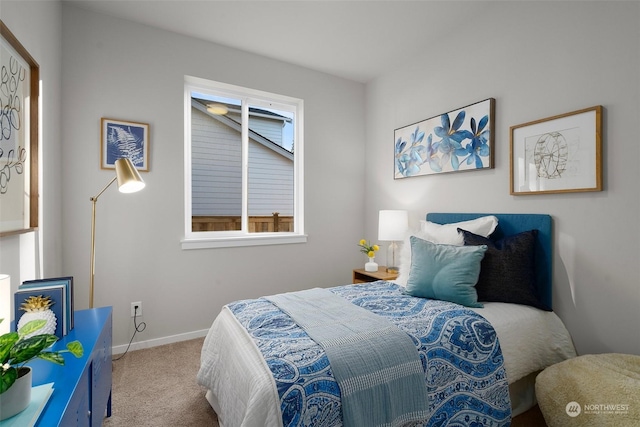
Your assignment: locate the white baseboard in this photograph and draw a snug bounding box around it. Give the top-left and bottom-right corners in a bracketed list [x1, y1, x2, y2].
[112, 328, 209, 355]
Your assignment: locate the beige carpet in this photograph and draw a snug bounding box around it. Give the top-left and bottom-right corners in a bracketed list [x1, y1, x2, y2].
[102, 337, 544, 426]
[103, 337, 218, 426]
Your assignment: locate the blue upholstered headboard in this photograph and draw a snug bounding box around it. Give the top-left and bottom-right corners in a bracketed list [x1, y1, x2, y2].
[426, 213, 553, 310]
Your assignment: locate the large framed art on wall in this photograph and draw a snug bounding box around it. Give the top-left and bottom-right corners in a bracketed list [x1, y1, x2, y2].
[394, 98, 495, 179]
[0, 21, 39, 236]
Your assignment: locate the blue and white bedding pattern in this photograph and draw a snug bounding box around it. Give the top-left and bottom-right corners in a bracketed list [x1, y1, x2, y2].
[227, 281, 511, 427]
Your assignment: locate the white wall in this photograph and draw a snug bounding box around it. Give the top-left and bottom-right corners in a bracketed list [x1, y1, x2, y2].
[60, 5, 366, 347]
[0, 2, 63, 312]
[365, 1, 640, 355]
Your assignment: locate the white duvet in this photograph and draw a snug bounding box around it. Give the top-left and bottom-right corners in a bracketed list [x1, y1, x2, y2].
[197, 302, 576, 427]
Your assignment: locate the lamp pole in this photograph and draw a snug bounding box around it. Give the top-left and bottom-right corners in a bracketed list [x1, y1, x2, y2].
[89, 176, 118, 309]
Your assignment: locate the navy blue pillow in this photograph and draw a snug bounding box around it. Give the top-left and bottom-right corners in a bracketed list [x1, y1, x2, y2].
[460, 228, 549, 311]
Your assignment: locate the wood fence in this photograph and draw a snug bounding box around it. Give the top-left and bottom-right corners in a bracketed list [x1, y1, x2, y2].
[192, 213, 293, 232]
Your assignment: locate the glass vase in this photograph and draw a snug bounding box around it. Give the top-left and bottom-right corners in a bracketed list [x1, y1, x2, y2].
[365, 257, 378, 272]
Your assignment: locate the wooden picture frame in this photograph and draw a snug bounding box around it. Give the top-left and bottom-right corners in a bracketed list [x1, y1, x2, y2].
[394, 98, 495, 179]
[0, 21, 39, 236]
[510, 106, 602, 195]
[101, 118, 150, 171]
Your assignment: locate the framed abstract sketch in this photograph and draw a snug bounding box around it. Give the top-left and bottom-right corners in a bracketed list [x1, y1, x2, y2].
[510, 106, 602, 195]
[394, 98, 495, 179]
[101, 118, 150, 171]
[0, 21, 39, 236]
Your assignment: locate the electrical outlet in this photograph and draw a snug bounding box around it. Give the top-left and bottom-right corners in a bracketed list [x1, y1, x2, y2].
[131, 301, 143, 317]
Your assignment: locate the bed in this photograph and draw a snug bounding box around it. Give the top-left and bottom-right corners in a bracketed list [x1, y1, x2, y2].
[197, 213, 577, 426]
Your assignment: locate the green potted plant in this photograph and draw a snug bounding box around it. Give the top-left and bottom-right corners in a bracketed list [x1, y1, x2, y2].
[0, 318, 84, 420]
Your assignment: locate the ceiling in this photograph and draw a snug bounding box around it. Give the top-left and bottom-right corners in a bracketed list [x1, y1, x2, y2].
[65, 0, 495, 83]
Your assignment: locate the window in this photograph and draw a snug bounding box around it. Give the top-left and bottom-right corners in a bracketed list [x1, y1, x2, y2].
[183, 76, 305, 249]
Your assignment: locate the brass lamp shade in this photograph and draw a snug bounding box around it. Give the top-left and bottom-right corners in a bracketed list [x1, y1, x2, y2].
[115, 158, 146, 193]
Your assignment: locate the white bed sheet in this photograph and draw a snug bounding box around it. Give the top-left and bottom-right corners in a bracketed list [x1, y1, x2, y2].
[471, 302, 577, 383]
[198, 307, 281, 427]
[198, 301, 576, 427]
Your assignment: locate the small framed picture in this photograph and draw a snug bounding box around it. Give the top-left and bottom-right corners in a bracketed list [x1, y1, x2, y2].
[510, 106, 602, 195]
[101, 118, 150, 171]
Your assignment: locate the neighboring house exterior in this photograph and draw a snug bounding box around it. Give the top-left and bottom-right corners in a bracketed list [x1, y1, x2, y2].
[191, 100, 294, 231]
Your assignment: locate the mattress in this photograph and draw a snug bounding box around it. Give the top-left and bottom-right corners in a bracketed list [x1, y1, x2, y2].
[197, 286, 576, 427]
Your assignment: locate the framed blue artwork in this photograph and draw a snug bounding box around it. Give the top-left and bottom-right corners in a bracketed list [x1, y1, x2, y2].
[101, 118, 150, 171]
[394, 98, 495, 179]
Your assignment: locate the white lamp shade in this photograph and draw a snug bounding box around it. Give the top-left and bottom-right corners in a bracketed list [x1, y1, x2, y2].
[0, 274, 10, 334]
[378, 210, 409, 241]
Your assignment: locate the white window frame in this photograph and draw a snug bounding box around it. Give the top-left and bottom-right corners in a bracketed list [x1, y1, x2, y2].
[182, 76, 306, 249]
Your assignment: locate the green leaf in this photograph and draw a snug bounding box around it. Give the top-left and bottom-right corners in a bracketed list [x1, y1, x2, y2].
[17, 319, 46, 338]
[0, 332, 19, 363]
[37, 352, 65, 365]
[0, 367, 17, 394]
[66, 341, 84, 358]
[10, 334, 58, 365]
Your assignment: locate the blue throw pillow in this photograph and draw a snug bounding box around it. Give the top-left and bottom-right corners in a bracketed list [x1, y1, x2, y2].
[460, 228, 549, 311]
[405, 236, 487, 308]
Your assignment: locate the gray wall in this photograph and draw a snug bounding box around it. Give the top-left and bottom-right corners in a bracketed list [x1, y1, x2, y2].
[365, 1, 640, 355]
[0, 2, 63, 296]
[60, 5, 366, 347]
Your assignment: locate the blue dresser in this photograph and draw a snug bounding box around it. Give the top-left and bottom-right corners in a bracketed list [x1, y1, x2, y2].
[29, 307, 113, 426]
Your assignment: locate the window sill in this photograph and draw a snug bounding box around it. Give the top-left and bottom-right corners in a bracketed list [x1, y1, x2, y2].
[181, 233, 307, 250]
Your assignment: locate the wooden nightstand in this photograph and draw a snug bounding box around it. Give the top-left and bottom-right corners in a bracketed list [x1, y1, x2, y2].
[352, 267, 398, 283]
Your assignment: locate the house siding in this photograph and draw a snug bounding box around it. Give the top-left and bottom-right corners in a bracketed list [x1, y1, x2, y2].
[191, 108, 293, 217]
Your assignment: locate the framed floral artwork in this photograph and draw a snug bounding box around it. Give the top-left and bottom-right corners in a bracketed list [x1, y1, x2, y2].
[101, 118, 150, 171]
[394, 98, 495, 179]
[510, 106, 602, 195]
[0, 21, 39, 236]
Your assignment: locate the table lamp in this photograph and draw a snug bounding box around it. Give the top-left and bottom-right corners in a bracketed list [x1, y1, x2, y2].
[378, 210, 408, 273]
[90, 158, 145, 308]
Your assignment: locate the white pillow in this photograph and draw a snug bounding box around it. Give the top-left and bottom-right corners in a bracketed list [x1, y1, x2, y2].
[395, 216, 498, 287]
[419, 215, 498, 245]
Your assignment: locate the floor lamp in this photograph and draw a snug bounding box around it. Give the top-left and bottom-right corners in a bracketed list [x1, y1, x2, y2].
[90, 158, 145, 308]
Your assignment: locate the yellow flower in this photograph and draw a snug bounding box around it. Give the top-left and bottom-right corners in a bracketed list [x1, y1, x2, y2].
[358, 239, 379, 255]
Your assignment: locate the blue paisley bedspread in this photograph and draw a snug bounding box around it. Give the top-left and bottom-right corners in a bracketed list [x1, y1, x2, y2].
[227, 281, 511, 427]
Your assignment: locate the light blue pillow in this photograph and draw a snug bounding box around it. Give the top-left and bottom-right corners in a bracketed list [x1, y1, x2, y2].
[405, 236, 487, 308]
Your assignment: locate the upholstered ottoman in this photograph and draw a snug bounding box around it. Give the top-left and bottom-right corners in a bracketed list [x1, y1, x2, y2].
[535, 353, 640, 427]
